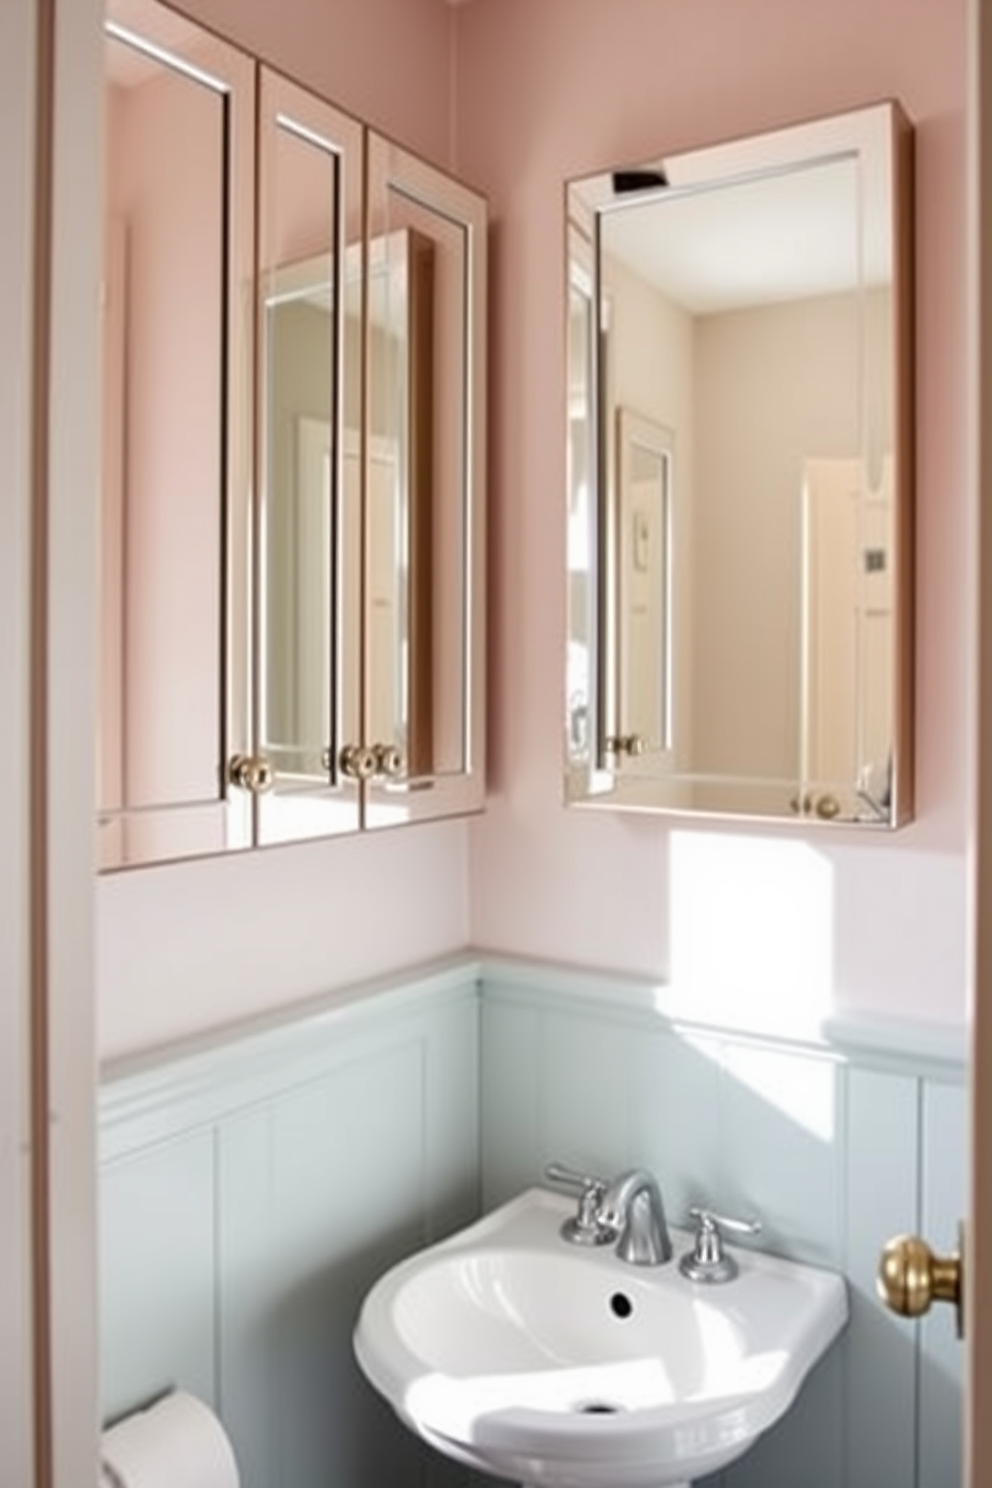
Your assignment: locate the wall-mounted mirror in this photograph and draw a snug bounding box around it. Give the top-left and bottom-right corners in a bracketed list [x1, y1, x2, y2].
[565, 102, 914, 826]
[362, 135, 487, 831]
[99, 0, 255, 868]
[98, 0, 486, 871]
[250, 66, 366, 848]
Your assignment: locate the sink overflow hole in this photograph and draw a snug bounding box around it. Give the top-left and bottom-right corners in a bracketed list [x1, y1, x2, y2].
[609, 1292, 633, 1319]
[577, 1402, 622, 1414]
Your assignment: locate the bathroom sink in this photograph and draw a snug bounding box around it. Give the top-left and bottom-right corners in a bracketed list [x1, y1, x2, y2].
[353, 1187, 848, 1488]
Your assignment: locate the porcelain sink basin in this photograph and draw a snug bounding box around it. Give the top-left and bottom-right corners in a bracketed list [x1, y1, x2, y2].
[353, 1187, 848, 1488]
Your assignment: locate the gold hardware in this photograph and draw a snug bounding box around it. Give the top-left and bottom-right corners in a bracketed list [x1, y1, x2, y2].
[373, 743, 404, 778]
[877, 1232, 963, 1336]
[789, 791, 843, 820]
[228, 753, 274, 794]
[338, 743, 377, 780]
[605, 734, 645, 759]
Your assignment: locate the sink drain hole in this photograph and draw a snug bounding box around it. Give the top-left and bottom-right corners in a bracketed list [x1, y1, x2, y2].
[609, 1291, 633, 1319]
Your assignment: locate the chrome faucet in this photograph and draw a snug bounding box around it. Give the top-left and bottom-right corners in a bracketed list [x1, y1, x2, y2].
[598, 1169, 673, 1265]
[546, 1162, 673, 1266]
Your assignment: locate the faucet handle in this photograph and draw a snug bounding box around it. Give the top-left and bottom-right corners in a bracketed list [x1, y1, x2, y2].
[680, 1207, 761, 1284]
[544, 1161, 607, 1197]
[689, 1207, 762, 1240]
[544, 1162, 614, 1247]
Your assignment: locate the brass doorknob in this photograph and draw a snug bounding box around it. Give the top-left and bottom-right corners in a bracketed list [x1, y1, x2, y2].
[228, 753, 274, 794]
[338, 743, 377, 780]
[877, 1233, 963, 1334]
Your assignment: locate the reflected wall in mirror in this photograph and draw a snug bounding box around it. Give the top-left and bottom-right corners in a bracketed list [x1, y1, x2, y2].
[98, 0, 487, 870]
[565, 102, 914, 827]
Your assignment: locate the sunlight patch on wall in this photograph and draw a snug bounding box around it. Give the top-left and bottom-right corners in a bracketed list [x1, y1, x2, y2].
[668, 832, 835, 1039]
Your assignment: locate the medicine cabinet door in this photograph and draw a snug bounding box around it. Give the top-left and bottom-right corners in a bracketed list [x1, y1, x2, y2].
[363, 135, 487, 829]
[251, 69, 365, 847]
[99, 0, 255, 869]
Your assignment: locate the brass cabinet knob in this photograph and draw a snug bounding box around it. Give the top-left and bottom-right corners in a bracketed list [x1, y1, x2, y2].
[815, 793, 842, 820]
[877, 1233, 963, 1334]
[338, 743, 377, 780]
[605, 734, 645, 759]
[373, 743, 404, 778]
[228, 753, 274, 794]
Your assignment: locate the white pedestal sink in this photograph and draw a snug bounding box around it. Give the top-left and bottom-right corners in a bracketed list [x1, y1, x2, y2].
[353, 1187, 848, 1488]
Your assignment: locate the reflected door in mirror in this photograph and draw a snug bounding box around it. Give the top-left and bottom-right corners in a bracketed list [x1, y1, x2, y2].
[609, 408, 673, 771]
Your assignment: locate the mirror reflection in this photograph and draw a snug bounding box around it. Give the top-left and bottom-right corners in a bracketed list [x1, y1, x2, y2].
[99, 1, 253, 867]
[254, 74, 361, 849]
[362, 139, 482, 832]
[98, 0, 486, 870]
[566, 103, 913, 826]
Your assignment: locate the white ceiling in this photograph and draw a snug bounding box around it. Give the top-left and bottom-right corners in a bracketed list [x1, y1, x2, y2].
[602, 156, 873, 315]
[575, 106, 897, 315]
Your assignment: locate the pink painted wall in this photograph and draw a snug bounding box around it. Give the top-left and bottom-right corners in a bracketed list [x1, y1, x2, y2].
[98, 0, 970, 1056]
[458, 0, 970, 1029]
[172, 0, 454, 166]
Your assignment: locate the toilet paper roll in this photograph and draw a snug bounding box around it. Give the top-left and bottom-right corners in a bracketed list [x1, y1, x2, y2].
[100, 1390, 240, 1488]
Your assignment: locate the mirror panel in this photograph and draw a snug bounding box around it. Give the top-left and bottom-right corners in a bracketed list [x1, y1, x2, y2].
[254, 70, 364, 845]
[98, 4, 487, 869]
[565, 103, 914, 826]
[364, 137, 487, 828]
[99, 0, 254, 869]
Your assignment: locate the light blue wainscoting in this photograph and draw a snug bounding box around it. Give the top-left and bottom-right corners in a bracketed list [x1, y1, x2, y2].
[480, 958, 968, 1488]
[99, 953, 967, 1488]
[98, 958, 483, 1488]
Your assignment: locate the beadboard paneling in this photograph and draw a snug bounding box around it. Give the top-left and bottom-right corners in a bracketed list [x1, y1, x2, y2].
[99, 1129, 218, 1421]
[480, 958, 967, 1488]
[99, 955, 966, 1488]
[99, 961, 482, 1488]
[844, 1067, 919, 1488]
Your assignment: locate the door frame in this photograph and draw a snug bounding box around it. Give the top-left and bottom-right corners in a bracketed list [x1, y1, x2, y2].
[25, 0, 102, 1483]
[968, 0, 992, 1479]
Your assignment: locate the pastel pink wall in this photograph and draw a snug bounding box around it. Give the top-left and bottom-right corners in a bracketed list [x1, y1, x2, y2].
[172, 0, 454, 165]
[458, 0, 970, 1029]
[98, 0, 970, 1057]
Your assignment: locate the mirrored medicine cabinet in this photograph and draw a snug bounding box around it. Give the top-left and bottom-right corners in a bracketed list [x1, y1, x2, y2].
[565, 102, 914, 827]
[98, 0, 486, 870]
